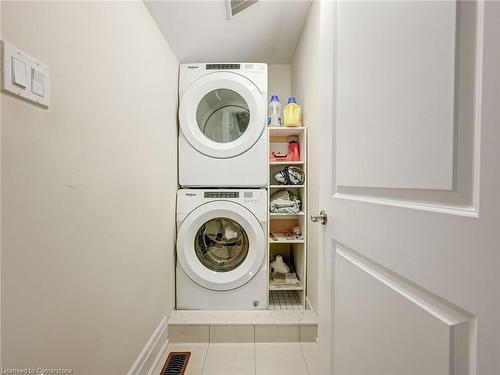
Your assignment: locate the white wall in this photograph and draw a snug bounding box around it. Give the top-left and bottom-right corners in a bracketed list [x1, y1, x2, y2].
[1, 2, 178, 374]
[291, 2, 321, 311]
[268, 64, 291, 105]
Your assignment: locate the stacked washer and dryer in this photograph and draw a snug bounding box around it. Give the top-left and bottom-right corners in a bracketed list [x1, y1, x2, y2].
[176, 63, 268, 310]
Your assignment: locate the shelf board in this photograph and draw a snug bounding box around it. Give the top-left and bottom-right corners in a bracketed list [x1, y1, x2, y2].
[270, 212, 305, 217]
[269, 233, 305, 244]
[269, 127, 306, 137]
[269, 161, 304, 165]
[269, 279, 304, 291]
[270, 240, 305, 244]
[269, 185, 304, 188]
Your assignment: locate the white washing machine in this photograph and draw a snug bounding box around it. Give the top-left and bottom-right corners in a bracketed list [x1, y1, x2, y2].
[176, 189, 268, 310]
[178, 63, 268, 188]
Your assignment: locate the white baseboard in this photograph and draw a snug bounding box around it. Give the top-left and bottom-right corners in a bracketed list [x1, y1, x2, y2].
[147, 338, 169, 375]
[127, 316, 168, 375]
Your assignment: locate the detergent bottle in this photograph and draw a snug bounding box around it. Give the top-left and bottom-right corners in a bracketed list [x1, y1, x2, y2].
[283, 97, 302, 127]
[268, 95, 282, 127]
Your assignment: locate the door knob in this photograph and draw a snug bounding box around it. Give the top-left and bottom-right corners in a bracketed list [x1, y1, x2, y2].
[311, 210, 328, 225]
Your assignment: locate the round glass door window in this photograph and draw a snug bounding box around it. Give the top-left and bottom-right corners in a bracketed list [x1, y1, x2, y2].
[196, 89, 250, 143]
[194, 217, 249, 272]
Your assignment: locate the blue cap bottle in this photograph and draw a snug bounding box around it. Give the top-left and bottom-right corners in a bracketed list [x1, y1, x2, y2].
[288, 97, 297, 104]
[270, 95, 279, 102]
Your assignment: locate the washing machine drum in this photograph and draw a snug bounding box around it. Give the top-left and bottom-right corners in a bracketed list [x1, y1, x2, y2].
[177, 201, 265, 291]
[196, 217, 248, 272]
[179, 72, 266, 159]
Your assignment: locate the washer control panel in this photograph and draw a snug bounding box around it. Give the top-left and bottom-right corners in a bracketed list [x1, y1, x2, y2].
[178, 189, 266, 215]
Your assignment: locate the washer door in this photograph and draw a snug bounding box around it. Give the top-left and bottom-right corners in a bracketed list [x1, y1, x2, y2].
[179, 72, 265, 159]
[177, 201, 265, 291]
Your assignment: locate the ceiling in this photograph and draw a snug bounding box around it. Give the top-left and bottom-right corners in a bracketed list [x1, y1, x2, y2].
[144, 0, 312, 64]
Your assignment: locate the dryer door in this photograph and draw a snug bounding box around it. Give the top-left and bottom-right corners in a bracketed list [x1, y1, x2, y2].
[177, 201, 265, 291]
[179, 72, 266, 159]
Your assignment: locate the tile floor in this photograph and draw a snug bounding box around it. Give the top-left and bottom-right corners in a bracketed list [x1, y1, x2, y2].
[152, 342, 320, 375]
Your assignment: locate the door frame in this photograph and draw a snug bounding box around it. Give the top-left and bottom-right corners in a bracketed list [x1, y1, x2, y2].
[317, 1, 336, 373]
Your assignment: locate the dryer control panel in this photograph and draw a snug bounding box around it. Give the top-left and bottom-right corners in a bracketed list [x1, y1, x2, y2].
[179, 62, 267, 99]
[206, 64, 240, 70]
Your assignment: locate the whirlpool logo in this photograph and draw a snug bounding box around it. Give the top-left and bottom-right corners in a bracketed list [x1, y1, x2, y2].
[187, 66, 199, 69]
[185, 193, 197, 197]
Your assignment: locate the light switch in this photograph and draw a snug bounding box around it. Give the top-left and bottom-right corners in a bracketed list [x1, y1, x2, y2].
[31, 67, 45, 97]
[2, 40, 50, 108]
[12, 56, 27, 88]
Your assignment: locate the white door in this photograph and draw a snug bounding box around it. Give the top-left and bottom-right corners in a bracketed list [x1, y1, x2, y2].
[316, 1, 500, 374]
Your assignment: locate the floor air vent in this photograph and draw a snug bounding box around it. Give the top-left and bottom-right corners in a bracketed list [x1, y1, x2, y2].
[160, 352, 191, 375]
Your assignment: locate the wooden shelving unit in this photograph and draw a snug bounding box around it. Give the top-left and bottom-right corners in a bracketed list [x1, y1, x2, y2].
[267, 126, 307, 310]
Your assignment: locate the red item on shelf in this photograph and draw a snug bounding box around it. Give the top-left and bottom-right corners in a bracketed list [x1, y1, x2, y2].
[288, 141, 300, 161]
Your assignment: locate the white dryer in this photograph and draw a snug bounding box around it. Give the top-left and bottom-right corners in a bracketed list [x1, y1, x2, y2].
[176, 189, 268, 310]
[178, 63, 267, 187]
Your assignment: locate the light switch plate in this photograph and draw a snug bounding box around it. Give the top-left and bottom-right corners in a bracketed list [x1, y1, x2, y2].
[1, 40, 50, 108]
